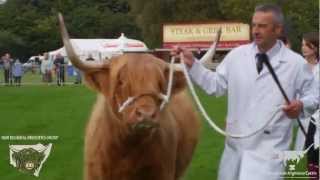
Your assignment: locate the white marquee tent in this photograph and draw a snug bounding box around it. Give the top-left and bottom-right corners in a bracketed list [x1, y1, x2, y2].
[49, 33, 148, 61]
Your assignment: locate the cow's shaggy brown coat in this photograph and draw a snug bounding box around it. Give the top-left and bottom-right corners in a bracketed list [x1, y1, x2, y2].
[83, 54, 200, 180]
[58, 13, 200, 180]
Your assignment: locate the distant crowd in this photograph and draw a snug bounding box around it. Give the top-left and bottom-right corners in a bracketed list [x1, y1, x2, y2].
[0, 53, 23, 86]
[0, 52, 98, 86]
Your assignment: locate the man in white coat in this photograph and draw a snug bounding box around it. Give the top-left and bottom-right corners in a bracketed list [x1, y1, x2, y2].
[174, 3, 318, 180]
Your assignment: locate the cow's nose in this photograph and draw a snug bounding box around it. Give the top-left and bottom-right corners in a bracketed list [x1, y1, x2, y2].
[135, 108, 156, 122]
[132, 108, 159, 131]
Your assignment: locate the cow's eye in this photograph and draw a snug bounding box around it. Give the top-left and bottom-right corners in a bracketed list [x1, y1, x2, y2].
[118, 80, 123, 87]
[118, 79, 126, 88]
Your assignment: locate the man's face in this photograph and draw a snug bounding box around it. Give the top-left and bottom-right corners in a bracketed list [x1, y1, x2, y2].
[251, 11, 282, 50]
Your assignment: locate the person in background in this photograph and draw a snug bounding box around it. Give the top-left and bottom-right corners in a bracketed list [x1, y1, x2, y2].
[278, 34, 291, 48]
[40, 52, 53, 84]
[294, 31, 319, 179]
[33, 55, 40, 74]
[0, 55, 4, 84]
[74, 67, 82, 84]
[54, 53, 66, 86]
[0, 55, 3, 83]
[73, 54, 96, 84]
[194, 48, 205, 59]
[2, 53, 14, 86]
[12, 59, 23, 86]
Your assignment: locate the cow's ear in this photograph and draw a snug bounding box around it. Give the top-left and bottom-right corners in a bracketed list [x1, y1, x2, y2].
[164, 68, 186, 95]
[84, 68, 110, 95]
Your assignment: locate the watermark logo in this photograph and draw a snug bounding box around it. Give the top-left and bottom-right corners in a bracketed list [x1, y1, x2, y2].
[276, 144, 318, 179]
[9, 143, 52, 177]
[281, 149, 306, 167]
[288, 164, 296, 171]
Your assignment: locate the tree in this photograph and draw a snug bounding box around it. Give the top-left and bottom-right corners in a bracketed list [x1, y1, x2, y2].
[0, 0, 140, 60]
[0, 30, 27, 58]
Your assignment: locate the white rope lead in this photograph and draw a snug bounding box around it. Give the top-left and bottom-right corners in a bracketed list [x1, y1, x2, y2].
[179, 53, 280, 138]
[118, 56, 175, 113]
[160, 56, 175, 110]
[118, 97, 135, 113]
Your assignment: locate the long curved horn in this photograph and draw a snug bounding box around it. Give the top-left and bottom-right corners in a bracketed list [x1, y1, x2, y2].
[58, 13, 107, 72]
[199, 27, 222, 65]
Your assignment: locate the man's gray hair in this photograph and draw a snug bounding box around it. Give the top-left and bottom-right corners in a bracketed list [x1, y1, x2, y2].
[255, 4, 284, 25]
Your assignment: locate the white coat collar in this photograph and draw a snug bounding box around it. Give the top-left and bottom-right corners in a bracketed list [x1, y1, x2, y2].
[253, 41, 280, 59]
[250, 40, 288, 77]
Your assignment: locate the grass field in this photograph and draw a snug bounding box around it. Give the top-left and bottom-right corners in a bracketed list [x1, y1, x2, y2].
[0, 71, 307, 180]
[0, 76, 228, 180]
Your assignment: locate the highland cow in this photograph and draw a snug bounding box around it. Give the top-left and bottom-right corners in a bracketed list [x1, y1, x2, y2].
[58, 14, 200, 180]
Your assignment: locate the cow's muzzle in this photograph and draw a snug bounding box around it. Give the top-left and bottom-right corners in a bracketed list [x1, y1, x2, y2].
[130, 107, 159, 131]
[131, 119, 159, 132]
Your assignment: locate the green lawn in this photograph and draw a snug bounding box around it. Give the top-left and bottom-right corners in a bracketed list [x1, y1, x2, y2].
[0, 83, 228, 180]
[0, 86, 93, 179]
[0, 71, 307, 179]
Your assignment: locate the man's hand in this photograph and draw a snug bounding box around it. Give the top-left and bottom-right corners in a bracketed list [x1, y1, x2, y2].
[282, 100, 303, 119]
[171, 46, 195, 68]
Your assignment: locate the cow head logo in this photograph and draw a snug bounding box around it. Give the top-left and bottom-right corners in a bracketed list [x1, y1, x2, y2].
[9, 143, 52, 177]
[12, 148, 45, 174]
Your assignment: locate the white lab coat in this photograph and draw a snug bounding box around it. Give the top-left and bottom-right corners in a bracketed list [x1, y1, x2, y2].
[189, 41, 318, 180]
[295, 63, 319, 151]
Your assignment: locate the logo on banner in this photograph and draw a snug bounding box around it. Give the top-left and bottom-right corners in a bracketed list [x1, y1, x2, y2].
[9, 143, 52, 177]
